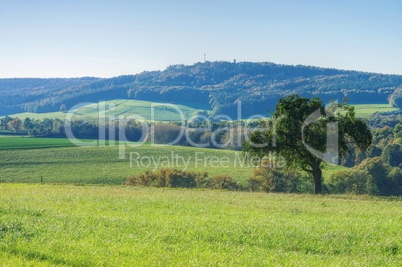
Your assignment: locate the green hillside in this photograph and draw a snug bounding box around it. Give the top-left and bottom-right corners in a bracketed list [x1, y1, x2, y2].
[7, 102, 396, 121]
[1, 62, 402, 117]
[8, 99, 211, 121]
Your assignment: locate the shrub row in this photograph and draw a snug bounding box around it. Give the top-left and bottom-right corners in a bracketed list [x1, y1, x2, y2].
[126, 167, 317, 193]
[126, 169, 240, 191]
[126, 161, 402, 196]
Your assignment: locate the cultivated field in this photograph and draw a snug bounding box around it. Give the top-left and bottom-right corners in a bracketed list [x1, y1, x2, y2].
[0, 184, 401, 266]
[10, 103, 398, 121]
[6, 99, 211, 122]
[0, 137, 76, 150]
[0, 137, 346, 185]
[5, 102, 397, 123]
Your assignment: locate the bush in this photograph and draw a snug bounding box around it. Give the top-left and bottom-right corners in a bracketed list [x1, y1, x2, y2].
[151, 123, 185, 145]
[208, 175, 239, 191]
[126, 169, 207, 188]
[388, 168, 402, 196]
[248, 162, 301, 193]
[354, 157, 394, 195]
[327, 170, 372, 194]
[328, 157, 402, 196]
[127, 169, 240, 190]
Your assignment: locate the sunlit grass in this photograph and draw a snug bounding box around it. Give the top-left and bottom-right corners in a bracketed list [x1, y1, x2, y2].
[0, 184, 400, 266]
[350, 103, 398, 118]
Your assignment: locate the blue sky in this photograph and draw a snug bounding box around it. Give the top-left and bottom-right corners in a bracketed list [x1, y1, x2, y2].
[0, 0, 401, 77]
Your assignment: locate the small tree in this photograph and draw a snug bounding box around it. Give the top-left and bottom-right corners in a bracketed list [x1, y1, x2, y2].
[151, 123, 184, 145]
[59, 104, 67, 112]
[389, 87, 402, 110]
[23, 118, 34, 131]
[0, 116, 12, 130]
[248, 159, 300, 193]
[8, 118, 23, 133]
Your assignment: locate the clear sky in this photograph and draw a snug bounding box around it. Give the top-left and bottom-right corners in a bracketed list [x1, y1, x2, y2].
[0, 0, 401, 78]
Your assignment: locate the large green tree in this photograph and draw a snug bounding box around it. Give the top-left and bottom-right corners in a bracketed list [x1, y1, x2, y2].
[243, 95, 372, 194]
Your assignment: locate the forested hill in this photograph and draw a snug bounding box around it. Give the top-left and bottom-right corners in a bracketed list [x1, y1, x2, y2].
[2, 61, 402, 117]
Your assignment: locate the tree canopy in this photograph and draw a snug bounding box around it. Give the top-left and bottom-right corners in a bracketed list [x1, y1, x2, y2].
[243, 95, 372, 194]
[7, 118, 23, 133]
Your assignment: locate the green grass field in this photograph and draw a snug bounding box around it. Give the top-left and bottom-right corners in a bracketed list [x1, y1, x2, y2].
[0, 137, 347, 185]
[350, 104, 398, 118]
[7, 99, 212, 122]
[0, 131, 397, 266]
[0, 137, 253, 184]
[0, 130, 27, 136]
[0, 184, 400, 266]
[5, 102, 398, 124]
[0, 137, 76, 150]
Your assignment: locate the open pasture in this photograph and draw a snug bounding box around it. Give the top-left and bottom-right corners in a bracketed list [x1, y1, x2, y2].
[0, 184, 400, 266]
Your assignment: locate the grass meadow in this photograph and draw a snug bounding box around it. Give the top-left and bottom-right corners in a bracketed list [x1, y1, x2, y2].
[0, 137, 346, 185]
[0, 184, 401, 266]
[0, 133, 399, 266]
[349, 104, 398, 118]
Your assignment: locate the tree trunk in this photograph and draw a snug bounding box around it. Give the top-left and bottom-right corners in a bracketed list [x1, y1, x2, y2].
[312, 161, 322, 194]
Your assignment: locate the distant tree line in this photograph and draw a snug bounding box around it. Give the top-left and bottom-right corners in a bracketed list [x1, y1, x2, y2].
[125, 168, 316, 193]
[0, 115, 255, 149]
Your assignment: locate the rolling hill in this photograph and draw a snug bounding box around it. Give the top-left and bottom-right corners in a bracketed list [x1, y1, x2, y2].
[7, 99, 211, 121]
[1, 61, 402, 117]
